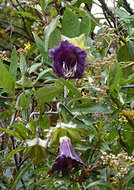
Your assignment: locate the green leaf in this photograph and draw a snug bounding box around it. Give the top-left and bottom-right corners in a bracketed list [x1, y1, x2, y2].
[48, 28, 61, 49]
[123, 170, 134, 187]
[80, 15, 91, 36]
[15, 11, 41, 21]
[126, 187, 134, 190]
[28, 62, 42, 74]
[9, 48, 18, 83]
[16, 75, 33, 88]
[0, 148, 8, 154]
[39, 114, 50, 130]
[11, 163, 32, 190]
[44, 16, 60, 51]
[109, 63, 122, 99]
[28, 178, 51, 187]
[50, 122, 86, 146]
[117, 43, 133, 62]
[62, 34, 86, 49]
[10, 124, 32, 140]
[5, 147, 25, 162]
[0, 60, 14, 95]
[34, 68, 52, 84]
[25, 144, 47, 164]
[40, 0, 53, 9]
[114, 8, 130, 20]
[33, 33, 46, 59]
[61, 8, 80, 37]
[58, 78, 81, 97]
[71, 102, 111, 115]
[0, 128, 23, 140]
[20, 53, 27, 77]
[85, 180, 113, 190]
[127, 41, 134, 59]
[19, 92, 31, 110]
[36, 85, 62, 103]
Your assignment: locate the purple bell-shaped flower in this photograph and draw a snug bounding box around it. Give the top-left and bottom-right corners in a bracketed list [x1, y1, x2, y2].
[49, 40, 87, 79]
[52, 136, 85, 175]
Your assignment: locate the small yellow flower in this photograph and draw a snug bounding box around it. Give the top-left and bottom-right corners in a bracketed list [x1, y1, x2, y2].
[81, 91, 86, 97]
[95, 124, 99, 128]
[78, 88, 86, 98]
[71, 104, 74, 108]
[124, 119, 128, 123]
[120, 41, 125, 47]
[24, 41, 31, 51]
[46, 174, 50, 178]
[125, 35, 129, 41]
[114, 136, 119, 142]
[118, 118, 122, 123]
[120, 110, 134, 117]
[109, 111, 114, 114]
[120, 35, 130, 47]
[0, 28, 5, 35]
[67, 89, 70, 94]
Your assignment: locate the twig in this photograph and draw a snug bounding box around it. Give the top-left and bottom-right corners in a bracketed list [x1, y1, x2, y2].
[64, 86, 67, 98]
[98, 0, 128, 43]
[98, 0, 115, 25]
[54, 0, 59, 10]
[30, 102, 62, 117]
[1, 20, 27, 32]
[122, 84, 134, 89]
[123, 62, 134, 68]
[0, 83, 53, 91]
[61, 103, 85, 124]
[0, 95, 12, 99]
[123, 0, 133, 14]
[9, 0, 19, 11]
[16, 0, 25, 11]
[113, 0, 118, 28]
[9, 93, 23, 126]
[9, 0, 34, 42]
[18, 158, 28, 169]
[0, 45, 11, 51]
[0, 132, 5, 137]
[9, 93, 27, 190]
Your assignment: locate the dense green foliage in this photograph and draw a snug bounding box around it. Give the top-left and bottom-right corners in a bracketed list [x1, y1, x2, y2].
[0, 0, 134, 189]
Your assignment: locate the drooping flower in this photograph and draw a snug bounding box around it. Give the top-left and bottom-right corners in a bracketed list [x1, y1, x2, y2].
[52, 136, 85, 175]
[49, 40, 87, 79]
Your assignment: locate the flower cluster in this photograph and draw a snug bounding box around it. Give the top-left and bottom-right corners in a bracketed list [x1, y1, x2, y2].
[118, 115, 128, 124]
[0, 50, 6, 58]
[120, 110, 134, 117]
[101, 152, 134, 180]
[49, 40, 87, 79]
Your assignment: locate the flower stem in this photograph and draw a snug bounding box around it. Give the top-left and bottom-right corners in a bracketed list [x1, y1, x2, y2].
[64, 85, 67, 98]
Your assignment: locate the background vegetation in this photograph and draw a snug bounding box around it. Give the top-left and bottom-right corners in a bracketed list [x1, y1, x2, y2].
[0, 0, 134, 189]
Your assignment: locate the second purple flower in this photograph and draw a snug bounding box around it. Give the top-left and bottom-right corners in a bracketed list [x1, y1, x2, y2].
[52, 136, 85, 175]
[49, 40, 87, 79]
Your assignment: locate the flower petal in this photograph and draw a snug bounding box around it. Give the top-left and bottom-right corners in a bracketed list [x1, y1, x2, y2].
[49, 40, 87, 79]
[52, 136, 85, 173]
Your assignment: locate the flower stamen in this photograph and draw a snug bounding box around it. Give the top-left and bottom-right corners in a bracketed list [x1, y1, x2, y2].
[63, 61, 78, 78]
